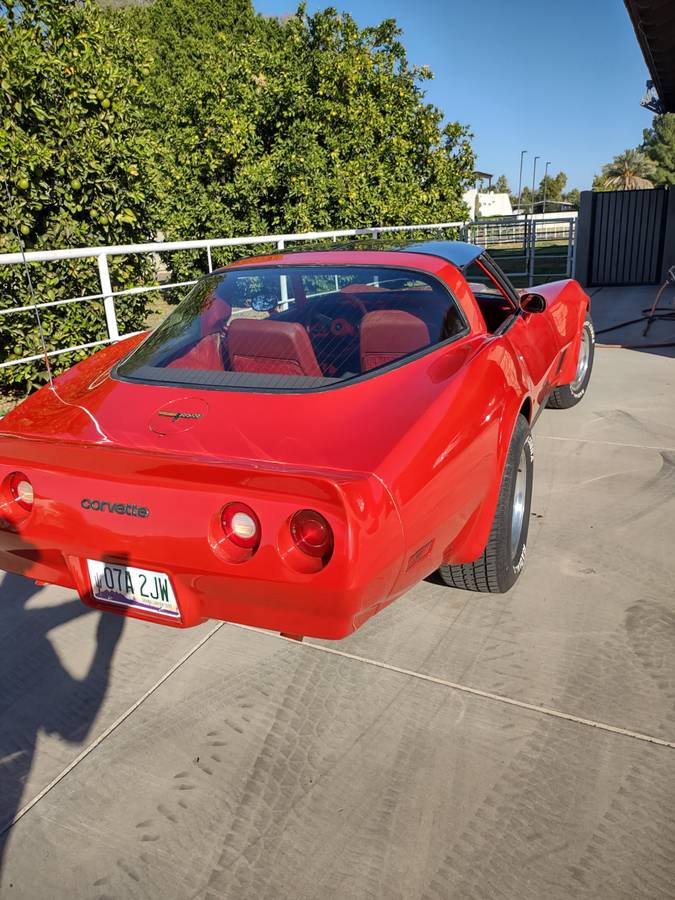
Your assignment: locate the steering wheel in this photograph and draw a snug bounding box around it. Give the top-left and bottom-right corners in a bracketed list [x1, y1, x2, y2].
[307, 295, 368, 340]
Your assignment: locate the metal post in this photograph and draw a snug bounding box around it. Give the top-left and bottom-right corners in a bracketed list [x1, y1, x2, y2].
[97, 253, 119, 342]
[206, 245, 213, 273]
[528, 219, 537, 286]
[516, 149, 527, 214]
[531, 156, 540, 215]
[542, 161, 550, 214]
[566, 220, 575, 278]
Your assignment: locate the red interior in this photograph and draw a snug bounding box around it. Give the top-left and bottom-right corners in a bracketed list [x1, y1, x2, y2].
[228, 318, 323, 377]
[360, 310, 430, 372]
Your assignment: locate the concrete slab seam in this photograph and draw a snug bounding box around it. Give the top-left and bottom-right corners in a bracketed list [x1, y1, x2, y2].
[538, 434, 675, 454]
[233, 625, 675, 751]
[0, 621, 226, 838]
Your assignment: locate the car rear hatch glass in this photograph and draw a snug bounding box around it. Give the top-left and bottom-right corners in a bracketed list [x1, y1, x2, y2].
[115, 264, 467, 393]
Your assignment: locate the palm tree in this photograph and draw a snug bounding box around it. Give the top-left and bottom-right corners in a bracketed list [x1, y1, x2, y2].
[600, 149, 656, 190]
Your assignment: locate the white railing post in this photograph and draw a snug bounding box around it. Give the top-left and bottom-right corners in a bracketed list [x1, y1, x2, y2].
[276, 239, 290, 309]
[206, 245, 213, 273]
[97, 253, 119, 341]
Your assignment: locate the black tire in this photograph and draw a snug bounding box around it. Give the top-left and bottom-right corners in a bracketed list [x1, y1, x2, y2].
[438, 415, 533, 593]
[547, 313, 594, 409]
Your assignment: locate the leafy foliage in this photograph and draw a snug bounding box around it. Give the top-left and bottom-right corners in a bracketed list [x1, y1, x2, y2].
[128, 1, 475, 278]
[643, 113, 675, 187]
[492, 174, 510, 194]
[594, 149, 655, 191]
[1, 0, 475, 395]
[0, 0, 160, 392]
[562, 187, 580, 209]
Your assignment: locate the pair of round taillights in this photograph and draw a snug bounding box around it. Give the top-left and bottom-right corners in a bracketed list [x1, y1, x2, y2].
[221, 502, 334, 561]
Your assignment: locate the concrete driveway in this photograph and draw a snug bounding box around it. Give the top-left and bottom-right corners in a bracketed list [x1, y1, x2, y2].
[1, 344, 674, 899]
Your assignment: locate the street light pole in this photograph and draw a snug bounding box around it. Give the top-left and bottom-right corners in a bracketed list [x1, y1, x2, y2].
[516, 149, 527, 214]
[531, 155, 540, 214]
[542, 161, 551, 214]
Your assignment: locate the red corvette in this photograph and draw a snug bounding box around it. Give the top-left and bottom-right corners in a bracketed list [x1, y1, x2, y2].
[0, 241, 593, 639]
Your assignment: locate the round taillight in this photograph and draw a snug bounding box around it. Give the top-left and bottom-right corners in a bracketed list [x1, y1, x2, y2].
[221, 502, 260, 550]
[290, 509, 333, 560]
[9, 472, 33, 511]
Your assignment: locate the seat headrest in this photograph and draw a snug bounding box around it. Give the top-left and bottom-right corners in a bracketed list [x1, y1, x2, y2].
[166, 333, 224, 370]
[228, 318, 323, 377]
[360, 310, 430, 372]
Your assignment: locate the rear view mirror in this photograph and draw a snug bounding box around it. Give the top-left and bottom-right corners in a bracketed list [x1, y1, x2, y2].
[251, 294, 278, 312]
[519, 292, 547, 314]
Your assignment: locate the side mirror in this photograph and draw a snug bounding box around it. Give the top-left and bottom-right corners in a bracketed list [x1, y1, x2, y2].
[519, 292, 547, 314]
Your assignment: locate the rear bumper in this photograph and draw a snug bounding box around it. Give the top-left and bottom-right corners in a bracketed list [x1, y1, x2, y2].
[0, 533, 399, 641]
[0, 444, 405, 640]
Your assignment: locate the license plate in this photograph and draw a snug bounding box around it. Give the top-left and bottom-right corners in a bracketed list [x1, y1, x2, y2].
[87, 559, 180, 619]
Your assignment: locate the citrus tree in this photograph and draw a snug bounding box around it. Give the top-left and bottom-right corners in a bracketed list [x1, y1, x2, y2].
[0, 0, 160, 392]
[128, 1, 475, 277]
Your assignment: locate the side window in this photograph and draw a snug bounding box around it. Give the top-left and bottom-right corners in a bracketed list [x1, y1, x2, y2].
[464, 257, 517, 334]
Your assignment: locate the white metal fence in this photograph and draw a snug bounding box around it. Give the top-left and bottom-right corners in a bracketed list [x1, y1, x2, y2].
[0, 216, 576, 373]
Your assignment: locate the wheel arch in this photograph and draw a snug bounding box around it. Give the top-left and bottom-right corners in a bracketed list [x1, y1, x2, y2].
[443, 387, 529, 566]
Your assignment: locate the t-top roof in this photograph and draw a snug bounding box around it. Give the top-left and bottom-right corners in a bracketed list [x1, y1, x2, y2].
[279, 239, 485, 270]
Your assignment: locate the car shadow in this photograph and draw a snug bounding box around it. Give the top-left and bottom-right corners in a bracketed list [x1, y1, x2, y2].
[0, 564, 125, 871]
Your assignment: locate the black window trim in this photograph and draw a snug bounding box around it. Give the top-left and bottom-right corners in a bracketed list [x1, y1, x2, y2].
[472, 252, 524, 336]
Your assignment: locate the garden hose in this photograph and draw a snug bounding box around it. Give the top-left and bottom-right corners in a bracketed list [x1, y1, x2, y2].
[593, 277, 675, 349]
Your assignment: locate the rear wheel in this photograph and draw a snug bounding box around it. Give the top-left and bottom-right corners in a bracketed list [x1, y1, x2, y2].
[547, 313, 594, 409]
[438, 415, 533, 593]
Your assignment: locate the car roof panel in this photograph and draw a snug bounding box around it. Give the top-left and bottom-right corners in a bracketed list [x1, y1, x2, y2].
[271, 239, 485, 270]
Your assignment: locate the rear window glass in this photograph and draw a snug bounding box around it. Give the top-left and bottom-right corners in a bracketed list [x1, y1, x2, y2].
[116, 265, 466, 392]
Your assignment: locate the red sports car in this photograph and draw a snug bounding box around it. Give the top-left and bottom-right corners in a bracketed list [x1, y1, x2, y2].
[0, 241, 593, 639]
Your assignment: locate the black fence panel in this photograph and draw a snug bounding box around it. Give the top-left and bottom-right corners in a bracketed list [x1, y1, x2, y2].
[585, 188, 667, 286]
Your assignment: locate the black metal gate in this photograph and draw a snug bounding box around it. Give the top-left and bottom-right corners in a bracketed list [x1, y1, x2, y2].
[580, 188, 668, 286]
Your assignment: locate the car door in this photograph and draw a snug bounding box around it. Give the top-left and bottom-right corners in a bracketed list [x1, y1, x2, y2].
[480, 254, 558, 409]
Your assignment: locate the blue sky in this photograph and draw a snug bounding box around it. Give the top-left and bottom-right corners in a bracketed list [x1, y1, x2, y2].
[253, 0, 652, 191]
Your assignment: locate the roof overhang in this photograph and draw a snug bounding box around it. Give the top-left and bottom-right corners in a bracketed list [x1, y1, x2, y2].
[625, 0, 675, 112]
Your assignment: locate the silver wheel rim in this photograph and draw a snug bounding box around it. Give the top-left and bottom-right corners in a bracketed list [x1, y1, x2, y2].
[571, 327, 591, 392]
[510, 448, 528, 560]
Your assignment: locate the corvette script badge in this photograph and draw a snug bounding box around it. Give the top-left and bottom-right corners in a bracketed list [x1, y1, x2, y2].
[149, 397, 210, 435]
[157, 411, 203, 422]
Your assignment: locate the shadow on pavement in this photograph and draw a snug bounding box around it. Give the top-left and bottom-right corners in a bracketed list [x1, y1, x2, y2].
[0, 568, 124, 870]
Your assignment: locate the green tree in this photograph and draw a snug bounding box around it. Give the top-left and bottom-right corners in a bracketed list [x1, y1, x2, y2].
[493, 174, 510, 194]
[537, 171, 567, 209]
[600, 149, 655, 190]
[562, 188, 580, 209]
[126, 1, 475, 277]
[643, 113, 675, 186]
[0, 0, 160, 392]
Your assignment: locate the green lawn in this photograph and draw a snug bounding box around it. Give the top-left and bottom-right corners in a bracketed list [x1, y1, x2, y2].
[488, 243, 571, 286]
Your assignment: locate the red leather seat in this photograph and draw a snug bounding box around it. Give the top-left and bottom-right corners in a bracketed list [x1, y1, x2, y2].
[360, 310, 430, 372]
[228, 318, 323, 377]
[166, 293, 232, 370]
[167, 332, 224, 370]
[200, 294, 232, 337]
